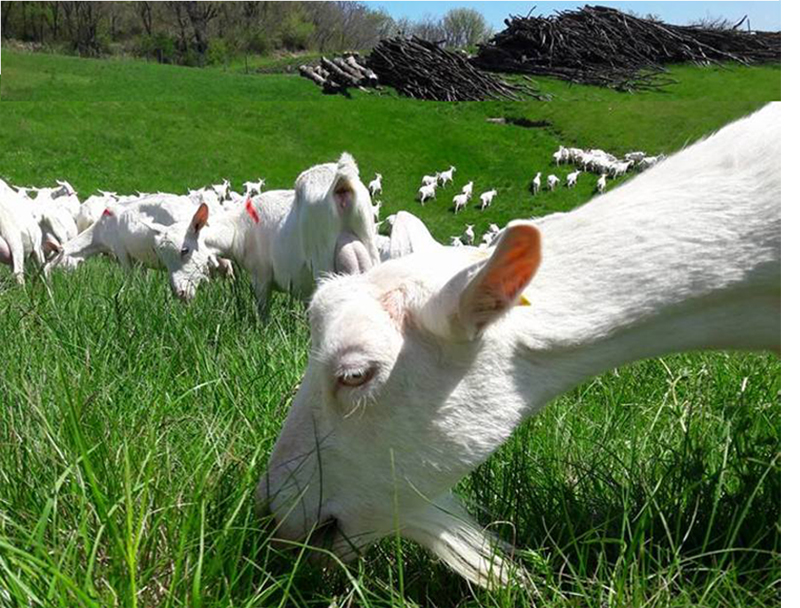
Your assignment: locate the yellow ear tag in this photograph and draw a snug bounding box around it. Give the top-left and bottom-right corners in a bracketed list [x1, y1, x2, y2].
[518, 294, 531, 307]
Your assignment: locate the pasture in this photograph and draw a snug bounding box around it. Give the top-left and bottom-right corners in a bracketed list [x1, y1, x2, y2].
[0, 52, 781, 607]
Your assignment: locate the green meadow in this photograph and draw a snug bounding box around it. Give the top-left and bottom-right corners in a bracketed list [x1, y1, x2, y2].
[0, 50, 781, 607]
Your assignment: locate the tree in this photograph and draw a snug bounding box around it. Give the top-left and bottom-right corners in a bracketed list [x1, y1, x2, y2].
[410, 15, 446, 43]
[136, 1, 153, 36]
[441, 7, 490, 48]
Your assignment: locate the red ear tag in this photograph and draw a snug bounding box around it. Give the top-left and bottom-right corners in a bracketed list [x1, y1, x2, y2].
[102, 208, 114, 217]
[245, 199, 260, 224]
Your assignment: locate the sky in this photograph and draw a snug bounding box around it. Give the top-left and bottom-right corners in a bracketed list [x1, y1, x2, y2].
[365, 1, 781, 32]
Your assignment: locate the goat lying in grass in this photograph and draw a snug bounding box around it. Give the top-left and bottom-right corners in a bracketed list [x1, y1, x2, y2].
[259, 103, 780, 587]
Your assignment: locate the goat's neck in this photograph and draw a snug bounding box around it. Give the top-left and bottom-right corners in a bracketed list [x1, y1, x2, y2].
[204, 209, 249, 264]
[511, 179, 779, 410]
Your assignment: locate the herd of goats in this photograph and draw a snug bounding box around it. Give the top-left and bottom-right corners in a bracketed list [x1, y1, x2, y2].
[0, 144, 662, 315]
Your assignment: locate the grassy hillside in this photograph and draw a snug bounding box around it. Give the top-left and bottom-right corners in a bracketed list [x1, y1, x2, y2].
[0, 97, 777, 243]
[0, 52, 781, 608]
[0, 48, 781, 103]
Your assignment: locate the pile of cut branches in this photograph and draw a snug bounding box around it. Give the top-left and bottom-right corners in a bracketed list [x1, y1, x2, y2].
[472, 5, 781, 91]
[298, 53, 379, 94]
[366, 36, 539, 101]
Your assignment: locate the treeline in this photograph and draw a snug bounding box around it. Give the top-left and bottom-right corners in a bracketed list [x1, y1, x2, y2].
[0, 1, 491, 66]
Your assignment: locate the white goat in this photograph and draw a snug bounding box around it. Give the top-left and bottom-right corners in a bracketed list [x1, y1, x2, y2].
[150, 153, 379, 316]
[439, 166, 456, 186]
[46, 195, 205, 276]
[566, 170, 581, 188]
[0, 183, 46, 283]
[418, 184, 436, 205]
[596, 173, 607, 193]
[463, 224, 475, 245]
[421, 173, 438, 187]
[211, 179, 231, 201]
[547, 174, 560, 191]
[461, 181, 474, 199]
[378, 211, 438, 262]
[77, 191, 118, 233]
[611, 161, 633, 178]
[552, 145, 568, 166]
[479, 189, 497, 210]
[639, 155, 663, 170]
[260, 104, 780, 588]
[243, 179, 265, 197]
[452, 193, 468, 213]
[368, 173, 383, 196]
[531, 172, 541, 195]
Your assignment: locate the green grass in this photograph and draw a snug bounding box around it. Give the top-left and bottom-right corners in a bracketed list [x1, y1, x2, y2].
[0, 52, 781, 607]
[1, 49, 781, 103]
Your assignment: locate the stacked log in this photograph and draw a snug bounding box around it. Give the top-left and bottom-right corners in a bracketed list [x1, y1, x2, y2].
[472, 5, 781, 91]
[298, 53, 378, 94]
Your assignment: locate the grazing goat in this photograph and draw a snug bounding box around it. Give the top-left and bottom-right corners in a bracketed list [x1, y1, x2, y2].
[547, 174, 560, 190]
[421, 174, 438, 187]
[259, 104, 780, 588]
[417, 184, 436, 205]
[566, 170, 581, 188]
[368, 173, 383, 196]
[552, 145, 568, 166]
[452, 193, 468, 213]
[0, 183, 46, 283]
[439, 166, 456, 186]
[47, 194, 205, 274]
[479, 189, 497, 210]
[461, 181, 474, 199]
[151, 153, 379, 317]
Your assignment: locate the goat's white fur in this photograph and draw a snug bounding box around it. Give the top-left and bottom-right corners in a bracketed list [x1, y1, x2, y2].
[260, 104, 780, 588]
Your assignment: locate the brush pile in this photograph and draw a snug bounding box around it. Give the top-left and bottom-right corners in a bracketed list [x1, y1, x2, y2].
[472, 5, 781, 91]
[366, 36, 538, 101]
[298, 53, 379, 94]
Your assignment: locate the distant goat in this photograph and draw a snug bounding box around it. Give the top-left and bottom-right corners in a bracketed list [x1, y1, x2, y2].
[368, 173, 383, 196]
[479, 189, 497, 210]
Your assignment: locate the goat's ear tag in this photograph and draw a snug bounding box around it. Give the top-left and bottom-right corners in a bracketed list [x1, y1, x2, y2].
[518, 294, 531, 306]
[245, 199, 260, 223]
[102, 208, 114, 217]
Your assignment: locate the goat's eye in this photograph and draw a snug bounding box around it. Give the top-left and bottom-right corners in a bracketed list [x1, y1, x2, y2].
[337, 367, 375, 388]
[180, 247, 190, 257]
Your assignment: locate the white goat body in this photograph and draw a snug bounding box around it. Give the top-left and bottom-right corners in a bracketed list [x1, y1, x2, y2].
[262, 103, 781, 588]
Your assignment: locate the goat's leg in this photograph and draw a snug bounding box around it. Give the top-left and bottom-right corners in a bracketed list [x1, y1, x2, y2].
[252, 268, 274, 322]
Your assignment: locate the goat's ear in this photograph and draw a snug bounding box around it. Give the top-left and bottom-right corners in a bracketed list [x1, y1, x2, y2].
[192, 203, 209, 234]
[458, 222, 541, 338]
[333, 177, 355, 215]
[425, 222, 541, 340]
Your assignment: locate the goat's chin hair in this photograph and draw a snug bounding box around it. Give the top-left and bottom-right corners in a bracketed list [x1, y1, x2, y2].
[402, 494, 526, 589]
